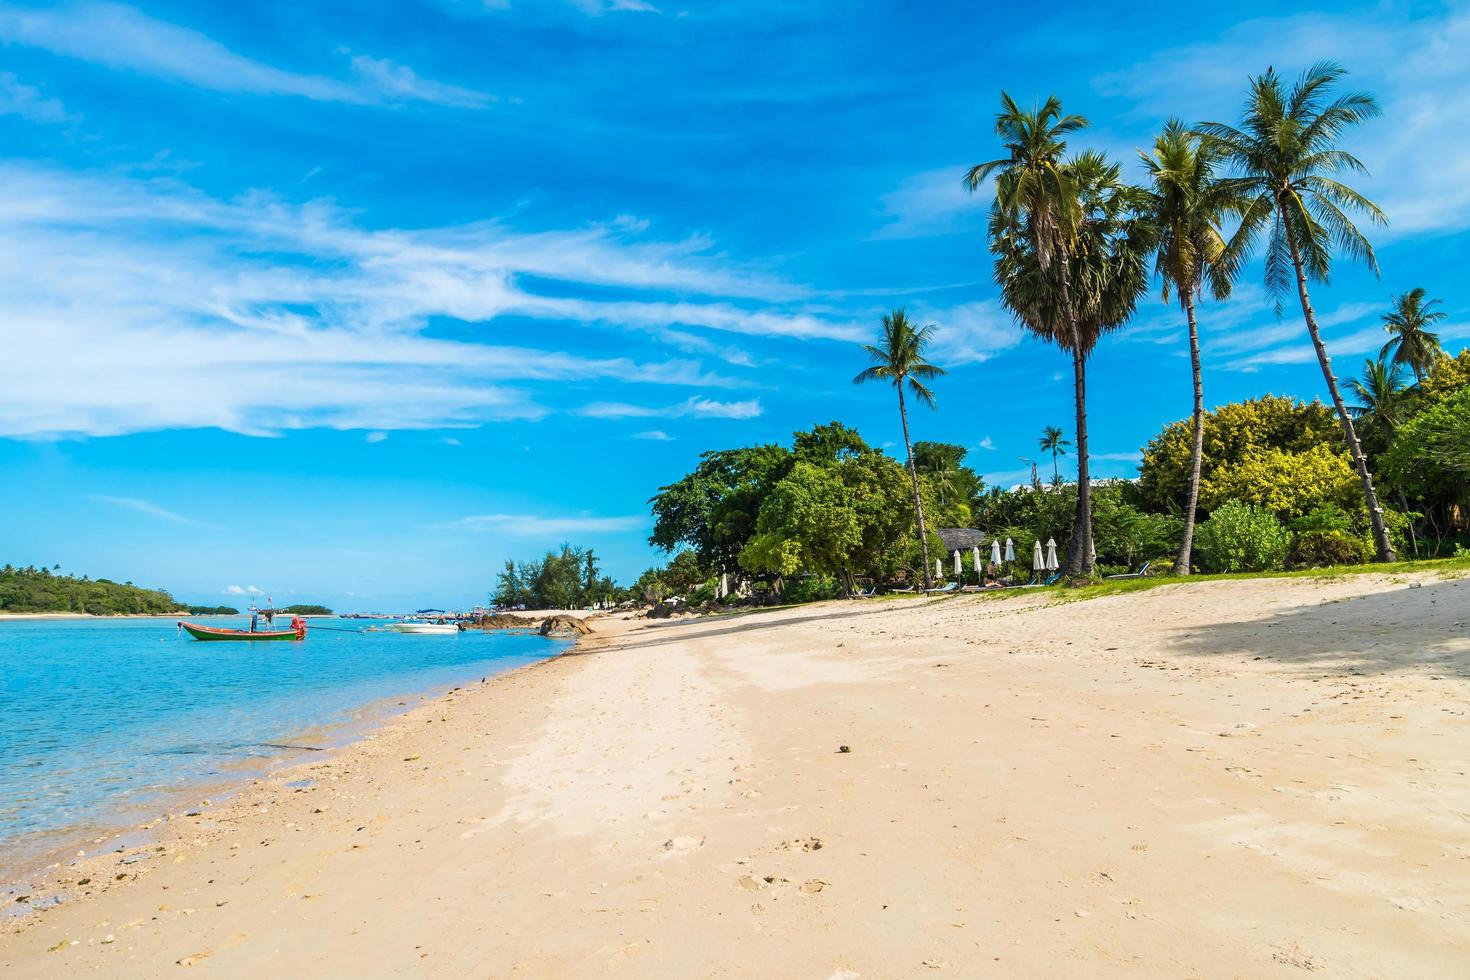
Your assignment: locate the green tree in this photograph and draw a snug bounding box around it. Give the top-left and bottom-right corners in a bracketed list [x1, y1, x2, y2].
[1199, 61, 1395, 560]
[1420, 348, 1470, 401]
[1381, 387, 1470, 486]
[1195, 501, 1291, 573]
[1139, 119, 1245, 574]
[1037, 425, 1070, 484]
[1201, 443, 1361, 521]
[988, 149, 1153, 575]
[853, 309, 946, 588]
[967, 93, 1095, 573]
[740, 462, 862, 588]
[649, 444, 792, 572]
[1346, 355, 1410, 454]
[1380, 287, 1445, 382]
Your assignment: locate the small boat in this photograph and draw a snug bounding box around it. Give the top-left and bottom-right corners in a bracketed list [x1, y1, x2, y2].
[179, 619, 306, 641]
[179, 603, 307, 642]
[388, 619, 458, 635]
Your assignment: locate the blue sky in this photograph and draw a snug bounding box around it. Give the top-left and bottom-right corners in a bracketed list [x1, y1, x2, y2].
[1, 0, 1467, 609]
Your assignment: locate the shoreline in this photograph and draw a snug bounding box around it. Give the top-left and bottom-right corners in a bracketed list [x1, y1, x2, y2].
[3, 576, 1468, 975]
[0, 627, 582, 912]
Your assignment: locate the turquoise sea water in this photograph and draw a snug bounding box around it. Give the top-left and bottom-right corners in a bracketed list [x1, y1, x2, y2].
[0, 617, 562, 867]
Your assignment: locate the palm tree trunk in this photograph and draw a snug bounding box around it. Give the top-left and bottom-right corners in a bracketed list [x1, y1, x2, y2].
[898, 385, 934, 588]
[1051, 449, 1059, 484]
[1282, 213, 1396, 562]
[1175, 292, 1206, 575]
[1065, 344, 1094, 576]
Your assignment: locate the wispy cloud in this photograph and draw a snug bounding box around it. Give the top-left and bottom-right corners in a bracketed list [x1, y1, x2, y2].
[577, 395, 763, 420]
[442, 512, 646, 535]
[0, 2, 493, 108]
[223, 584, 263, 596]
[365, 431, 389, 443]
[0, 72, 72, 123]
[872, 164, 980, 240]
[633, 429, 674, 440]
[923, 300, 1024, 366]
[91, 494, 197, 525]
[0, 165, 852, 437]
[978, 436, 994, 450]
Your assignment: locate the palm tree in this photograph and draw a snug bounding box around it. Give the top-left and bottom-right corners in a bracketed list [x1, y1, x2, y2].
[966, 94, 1101, 574]
[1197, 61, 1396, 562]
[985, 146, 1153, 576]
[1347, 355, 1409, 432]
[854, 308, 947, 588]
[1037, 425, 1070, 483]
[1380, 287, 1445, 382]
[1139, 119, 1245, 574]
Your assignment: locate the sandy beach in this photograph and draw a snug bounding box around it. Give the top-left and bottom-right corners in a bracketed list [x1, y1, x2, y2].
[3, 571, 1468, 977]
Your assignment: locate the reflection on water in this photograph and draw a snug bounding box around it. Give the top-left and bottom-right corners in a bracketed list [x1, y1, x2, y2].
[0, 617, 560, 862]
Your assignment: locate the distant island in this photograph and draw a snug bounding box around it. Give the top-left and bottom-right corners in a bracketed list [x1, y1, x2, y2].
[1, 564, 183, 615]
[0, 565, 332, 617]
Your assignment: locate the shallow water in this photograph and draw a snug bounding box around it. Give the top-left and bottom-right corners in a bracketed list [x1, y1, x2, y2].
[0, 617, 562, 866]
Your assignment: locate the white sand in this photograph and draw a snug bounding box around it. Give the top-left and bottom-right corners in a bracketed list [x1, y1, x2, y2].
[3, 571, 1468, 977]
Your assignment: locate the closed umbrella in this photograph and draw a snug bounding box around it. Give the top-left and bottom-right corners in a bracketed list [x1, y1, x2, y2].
[953, 550, 962, 576]
[1032, 539, 1045, 571]
[990, 540, 1002, 566]
[1045, 537, 1059, 571]
[935, 558, 943, 580]
[972, 546, 982, 576]
[1004, 537, 1015, 562]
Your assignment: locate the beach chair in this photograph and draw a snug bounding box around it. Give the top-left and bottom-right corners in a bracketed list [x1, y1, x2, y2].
[888, 584, 918, 594]
[1104, 561, 1151, 580]
[924, 582, 960, 595]
[848, 585, 877, 598]
[1044, 571, 1062, 585]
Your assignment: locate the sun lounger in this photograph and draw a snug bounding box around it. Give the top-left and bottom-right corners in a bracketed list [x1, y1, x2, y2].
[924, 582, 960, 595]
[847, 586, 877, 598]
[888, 585, 918, 594]
[1104, 561, 1151, 580]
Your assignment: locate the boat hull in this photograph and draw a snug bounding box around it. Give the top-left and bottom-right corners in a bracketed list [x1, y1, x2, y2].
[179, 621, 304, 642]
[388, 623, 458, 635]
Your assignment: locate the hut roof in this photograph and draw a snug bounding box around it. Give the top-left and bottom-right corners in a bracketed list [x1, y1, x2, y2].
[936, 527, 987, 552]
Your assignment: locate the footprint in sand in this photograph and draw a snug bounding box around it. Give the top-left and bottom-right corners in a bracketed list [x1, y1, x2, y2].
[661, 835, 705, 858]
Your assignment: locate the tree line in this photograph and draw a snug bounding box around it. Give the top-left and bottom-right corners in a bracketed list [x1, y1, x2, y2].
[492, 545, 618, 609]
[0, 564, 182, 615]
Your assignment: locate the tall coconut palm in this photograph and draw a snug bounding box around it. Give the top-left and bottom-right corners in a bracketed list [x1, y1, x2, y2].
[966, 94, 1102, 574]
[1197, 61, 1396, 561]
[1347, 355, 1418, 554]
[1038, 425, 1070, 483]
[990, 150, 1154, 575]
[854, 309, 946, 588]
[1139, 119, 1245, 574]
[1380, 287, 1445, 382]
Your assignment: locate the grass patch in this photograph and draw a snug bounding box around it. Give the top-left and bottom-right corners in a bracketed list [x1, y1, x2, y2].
[960, 554, 1470, 606]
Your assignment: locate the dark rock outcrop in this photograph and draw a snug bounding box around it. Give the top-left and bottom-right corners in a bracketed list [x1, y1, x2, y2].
[539, 614, 594, 638]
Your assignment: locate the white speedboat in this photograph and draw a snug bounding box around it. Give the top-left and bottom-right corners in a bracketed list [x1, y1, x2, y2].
[388, 619, 459, 635]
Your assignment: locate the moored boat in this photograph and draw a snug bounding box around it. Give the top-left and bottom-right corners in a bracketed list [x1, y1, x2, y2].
[178, 620, 306, 641]
[388, 619, 458, 635]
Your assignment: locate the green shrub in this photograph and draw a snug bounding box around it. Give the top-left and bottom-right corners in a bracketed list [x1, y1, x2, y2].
[1195, 500, 1290, 573]
[1290, 530, 1362, 568]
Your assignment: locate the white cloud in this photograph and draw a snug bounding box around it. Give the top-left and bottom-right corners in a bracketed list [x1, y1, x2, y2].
[0, 165, 853, 437]
[0, 72, 72, 123]
[633, 429, 674, 440]
[1094, 7, 1470, 236]
[872, 164, 982, 240]
[978, 436, 994, 450]
[443, 513, 646, 535]
[577, 396, 763, 420]
[223, 584, 264, 596]
[365, 431, 389, 443]
[923, 300, 1024, 366]
[0, 2, 492, 108]
[439, 437, 463, 446]
[91, 494, 197, 524]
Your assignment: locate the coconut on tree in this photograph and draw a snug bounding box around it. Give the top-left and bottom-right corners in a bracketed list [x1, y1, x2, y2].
[1139, 119, 1245, 574]
[1197, 61, 1396, 562]
[853, 309, 946, 588]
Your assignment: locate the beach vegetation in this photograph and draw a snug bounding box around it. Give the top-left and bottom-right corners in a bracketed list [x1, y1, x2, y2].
[0, 565, 181, 615]
[492, 545, 617, 609]
[1198, 61, 1395, 560]
[1194, 500, 1292, 573]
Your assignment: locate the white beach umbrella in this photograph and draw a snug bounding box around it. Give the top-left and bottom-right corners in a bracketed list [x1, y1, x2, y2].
[953, 550, 962, 575]
[1045, 537, 1060, 571]
[1004, 537, 1015, 562]
[972, 545, 982, 575]
[1033, 539, 1045, 571]
[935, 558, 943, 580]
[990, 539, 1002, 565]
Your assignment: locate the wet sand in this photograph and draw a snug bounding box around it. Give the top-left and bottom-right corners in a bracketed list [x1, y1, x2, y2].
[2, 572, 1468, 977]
